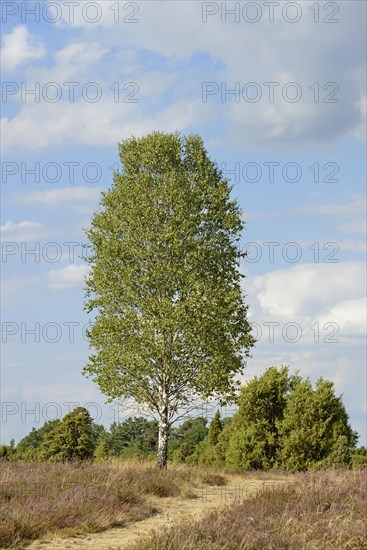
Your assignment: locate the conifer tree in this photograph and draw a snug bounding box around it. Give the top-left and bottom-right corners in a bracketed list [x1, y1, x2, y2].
[40, 407, 94, 462]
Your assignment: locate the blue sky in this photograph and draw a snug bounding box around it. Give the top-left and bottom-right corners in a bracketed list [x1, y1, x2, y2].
[1, 0, 366, 445]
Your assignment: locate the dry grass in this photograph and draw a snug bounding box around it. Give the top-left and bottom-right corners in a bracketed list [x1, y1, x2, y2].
[4, 461, 358, 550]
[132, 468, 367, 549]
[0, 460, 236, 549]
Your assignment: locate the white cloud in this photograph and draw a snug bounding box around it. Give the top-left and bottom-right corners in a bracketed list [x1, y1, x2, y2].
[317, 297, 367, 339]
[47, 264, 89, 290]
[18, 186, 101, 207]
[55, 0, 366, 148]
[248, 261, 366, 319]
[0, 221, 44, 241]
[30, 41, 109, 83]
[2, 2, 365, 151]
[1, 26, 45, 72]
[1, 98, 205, 154]
[55, 41, 108, 67]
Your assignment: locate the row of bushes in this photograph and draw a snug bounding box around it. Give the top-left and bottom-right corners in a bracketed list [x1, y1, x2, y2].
[180, 367, 363, 472]
[1, 367, 366, 471]
[0, 408, 207, 464]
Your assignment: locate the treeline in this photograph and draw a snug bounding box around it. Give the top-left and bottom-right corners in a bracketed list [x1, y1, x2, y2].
[1, 367, 366, 471]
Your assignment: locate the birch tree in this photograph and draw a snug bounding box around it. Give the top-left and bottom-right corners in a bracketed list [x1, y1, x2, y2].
[83, 132, 254, 468]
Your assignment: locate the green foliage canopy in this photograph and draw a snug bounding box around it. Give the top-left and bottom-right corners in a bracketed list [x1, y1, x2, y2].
[83, 132, 254, 467]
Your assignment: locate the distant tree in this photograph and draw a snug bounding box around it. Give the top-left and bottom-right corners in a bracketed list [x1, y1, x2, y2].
[15, 420, 61, 460]
[83, 132, 254, 467]
[225, 366, 293, 470]
[215, 418, 234, 464]
[351, 446, 367, 467]
[0, 445, 10, 460]
[169, 417, 208, 462]
[190, 412, 225, 467]
[94, 440, 110, 462]
[140, 419, 159, 454]
[109, 416, 158, 457]
[207, 412, 222, 446]
[277, 377, 357, 471]
[91, 423, 109, 449]
[40, 407, 94, 462]
[171, 442, 193, 463]
[0, 440, 16, 461]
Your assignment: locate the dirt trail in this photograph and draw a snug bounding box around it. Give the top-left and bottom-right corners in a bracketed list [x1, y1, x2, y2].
[28, 479, 285, 550]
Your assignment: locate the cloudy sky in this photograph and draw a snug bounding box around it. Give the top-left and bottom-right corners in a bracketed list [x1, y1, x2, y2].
[1, 0, 366, 445]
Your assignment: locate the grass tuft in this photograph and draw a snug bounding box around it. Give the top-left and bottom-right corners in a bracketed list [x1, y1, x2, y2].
[200, 473, 227, 486]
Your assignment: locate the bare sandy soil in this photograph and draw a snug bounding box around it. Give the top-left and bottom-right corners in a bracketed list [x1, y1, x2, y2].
[28, 478, 286, 550]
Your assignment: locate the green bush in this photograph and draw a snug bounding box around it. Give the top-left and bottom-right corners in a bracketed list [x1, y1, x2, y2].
[217, 367, 357, 472]
[94, 441, 110, 462]
[277, 377, 357, 471]
[351, 446, 367, 467]
[40, 407, 94, 462]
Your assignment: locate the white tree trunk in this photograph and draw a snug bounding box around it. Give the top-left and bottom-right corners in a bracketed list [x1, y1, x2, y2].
[157, 387, 169, 469]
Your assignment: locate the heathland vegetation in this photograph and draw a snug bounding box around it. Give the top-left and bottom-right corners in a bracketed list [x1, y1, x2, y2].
[0, 460, 231, 548]
[132, 468, 366, 550]
[0, 460, 365, 549]
[2, 367, 365, 548]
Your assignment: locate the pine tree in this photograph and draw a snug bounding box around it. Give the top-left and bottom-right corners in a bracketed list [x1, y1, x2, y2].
[192, 412, 224, 466]
[208, 411, 222, 446]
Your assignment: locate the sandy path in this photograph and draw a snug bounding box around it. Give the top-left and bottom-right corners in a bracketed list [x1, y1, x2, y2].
[28, 479, 285, 550]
